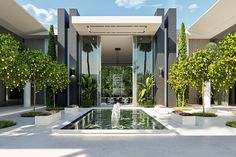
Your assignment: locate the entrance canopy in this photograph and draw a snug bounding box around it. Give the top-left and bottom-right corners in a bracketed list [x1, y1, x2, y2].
[0, 1, 47, 38]
[188, 0, 236, 39]
[72, 16, 162, 35]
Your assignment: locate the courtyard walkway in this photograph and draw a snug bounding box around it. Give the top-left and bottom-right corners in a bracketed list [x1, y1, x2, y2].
[0, 106, 236, 157]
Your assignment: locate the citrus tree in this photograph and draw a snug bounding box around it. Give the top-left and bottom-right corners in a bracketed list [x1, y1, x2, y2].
[187, 48, 218, 113]
[209, 56, 236, 92]
[19, 50, 51, 111]
[0, 34, 29, 94]
[209, 33, 236, 93]
[218, 33, 236, 58]
[0, 34, 20, 81]
[46, 61, 69, 107]
[168, 60, 189, 107]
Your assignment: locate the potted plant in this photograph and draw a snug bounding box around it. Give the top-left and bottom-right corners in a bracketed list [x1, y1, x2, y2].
[35, 111, 61, 126]
[170, 110, 196, 126]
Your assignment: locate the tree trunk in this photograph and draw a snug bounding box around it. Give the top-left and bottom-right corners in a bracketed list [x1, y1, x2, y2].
[33, 80, 37, 112]
[87, 52, 90, 76]
[143, 51, 147, 80]
[182, 90, 185, 108]
[202, 85, 205, 113]
[53, 90, 56, 108]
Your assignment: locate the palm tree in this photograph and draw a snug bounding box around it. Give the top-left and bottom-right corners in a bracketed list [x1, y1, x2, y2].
[138, 41, 151, 80]
[83, 37, 97, 76]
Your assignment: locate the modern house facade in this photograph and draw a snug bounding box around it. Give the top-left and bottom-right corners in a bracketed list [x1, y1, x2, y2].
[57, 8, 177, 107]
[0, 1, 177, 107]
[0, 0, 235, 108]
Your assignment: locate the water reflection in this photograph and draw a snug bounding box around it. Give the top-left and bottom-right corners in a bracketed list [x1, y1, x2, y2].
[63, 109, 165, 130]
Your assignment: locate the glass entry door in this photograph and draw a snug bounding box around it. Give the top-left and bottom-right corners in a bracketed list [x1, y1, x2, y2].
[133, 36, 153, 106]
[81, 36, 101, 106]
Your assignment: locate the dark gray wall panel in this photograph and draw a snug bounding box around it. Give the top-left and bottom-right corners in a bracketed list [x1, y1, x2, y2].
[154, 9, 165, 105]
[57, 9, 69, 106]
[164, 9, 177, 107]
[68, 9, 79, 105]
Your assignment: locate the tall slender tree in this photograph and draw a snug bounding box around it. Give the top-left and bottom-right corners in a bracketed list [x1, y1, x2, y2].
[46, 61, 69, 107]
[83, 36, 97, 76]
[177, 22, 188, 106]
[137, 37, 151, 80]
[46, 25, 56, 106]
[48, 25, 56, 60]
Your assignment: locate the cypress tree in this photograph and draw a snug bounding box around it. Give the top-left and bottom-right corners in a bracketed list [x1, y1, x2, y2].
[177, 23, 189, 107]
[178, 23, 187, 62]
[46, 25, 56, 106]
[48, 25, 56, 60]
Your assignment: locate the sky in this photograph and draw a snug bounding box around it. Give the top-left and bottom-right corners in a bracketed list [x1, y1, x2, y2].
[16, 0, 217, 30]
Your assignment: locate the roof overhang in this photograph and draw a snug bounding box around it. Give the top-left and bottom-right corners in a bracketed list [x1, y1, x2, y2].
[188, 0, 236, 39]
[72, 16, 162, 35]
[0, 0, 47, 38]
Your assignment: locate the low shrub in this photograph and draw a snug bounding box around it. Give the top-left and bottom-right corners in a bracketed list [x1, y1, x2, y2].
[172, 111, 193, 116]
[21, 111, 51, 117]
[46, 106, 64, 111]
[139, 100, 154, 108]
[192, 112, 217, 117]
[0, 120, 17, 129]
[226, 121, 236, 128]
[174, 107, 192, 111]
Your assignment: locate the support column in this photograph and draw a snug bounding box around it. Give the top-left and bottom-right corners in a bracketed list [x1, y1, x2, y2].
[24, 81, 31, 107]
[203, 81, 211, 108]
[68, 9, 79, 105]
[57, 9, 69, 106]
[154, 9, 165, 106]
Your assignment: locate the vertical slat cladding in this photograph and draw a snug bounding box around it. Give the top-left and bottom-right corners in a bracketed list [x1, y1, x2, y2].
[188, 39, 209, 104]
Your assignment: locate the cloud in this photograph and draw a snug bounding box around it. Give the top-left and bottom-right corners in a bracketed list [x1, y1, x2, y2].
[188, 3, 198, 12]
[23, 3, 57, 29]
[115, 0, 147, 9]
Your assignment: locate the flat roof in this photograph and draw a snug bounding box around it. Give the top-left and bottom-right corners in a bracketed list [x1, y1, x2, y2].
[72, 16, 162, 35]
[0, 0, 47, 38]
[188, 0, 236, 39]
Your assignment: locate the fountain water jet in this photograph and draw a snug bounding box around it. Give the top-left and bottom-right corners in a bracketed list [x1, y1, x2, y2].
[111, 101, 120, 128]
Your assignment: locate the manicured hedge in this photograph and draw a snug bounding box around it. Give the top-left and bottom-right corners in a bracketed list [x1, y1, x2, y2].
[192, 112, 217, 117]
[21, 111, 51, 117]
[46, 106, 64, 111]
[174, 107, 192, 111]
[0, 120, 16, 129]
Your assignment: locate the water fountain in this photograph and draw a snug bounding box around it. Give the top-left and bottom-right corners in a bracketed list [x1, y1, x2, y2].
[111, 101, 120, 128]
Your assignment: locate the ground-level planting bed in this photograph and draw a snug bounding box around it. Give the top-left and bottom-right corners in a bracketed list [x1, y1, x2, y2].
[0, 120, 16, 129]
[226, 121, 236, 128]
[21, 111, 51, 117]
[62, 109, 166, 131]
